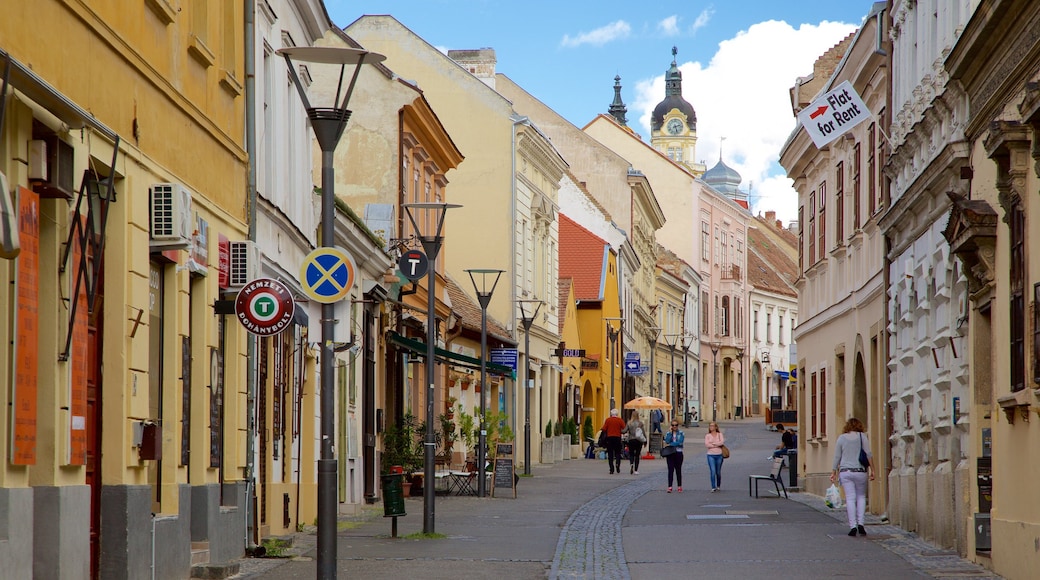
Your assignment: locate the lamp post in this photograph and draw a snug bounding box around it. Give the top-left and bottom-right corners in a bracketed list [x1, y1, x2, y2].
[709, 340, 722, 421]
[681, 334, 692, 425]
[403, 202, 460, 534]
[605, 318, 624, 411]
[648, 326, 661, 398]
[735, 346, 745, 419]
[278, 46, 384, 580]
[467, 269, 504, 497]
[664, 334, 681, 422]
[518, 300, 542, 476]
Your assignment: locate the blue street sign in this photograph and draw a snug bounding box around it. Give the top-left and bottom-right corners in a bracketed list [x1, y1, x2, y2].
[623, 352, 640, 371]
[490, 348, 518, 372]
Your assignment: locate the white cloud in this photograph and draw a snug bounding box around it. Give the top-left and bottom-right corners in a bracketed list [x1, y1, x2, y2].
[561, 20, 632, 48]
[691, 8, 713, 34]
[632, 19, 857, 225]
[658, 16, 680, 37]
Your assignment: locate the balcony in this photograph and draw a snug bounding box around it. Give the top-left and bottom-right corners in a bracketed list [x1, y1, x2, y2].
[720, 264, 742, 280]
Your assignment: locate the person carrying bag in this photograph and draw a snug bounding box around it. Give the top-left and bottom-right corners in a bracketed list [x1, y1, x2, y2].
[662, 420, 685, 492]
[623, 412, 647, 474]
[830, 417, 875, 537]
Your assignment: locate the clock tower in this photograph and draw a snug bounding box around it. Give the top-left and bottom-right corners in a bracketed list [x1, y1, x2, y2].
[650, 47, 705, 176]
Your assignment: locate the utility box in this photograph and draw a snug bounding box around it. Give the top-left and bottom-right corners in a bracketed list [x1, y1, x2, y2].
[139, 422, 162, 461]
[974, 513, 991, 552]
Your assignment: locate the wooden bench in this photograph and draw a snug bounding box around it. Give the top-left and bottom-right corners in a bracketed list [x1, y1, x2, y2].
[749, 457, 788, 498]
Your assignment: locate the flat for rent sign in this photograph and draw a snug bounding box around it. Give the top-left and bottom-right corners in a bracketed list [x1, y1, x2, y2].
[797, 80, 871, 149]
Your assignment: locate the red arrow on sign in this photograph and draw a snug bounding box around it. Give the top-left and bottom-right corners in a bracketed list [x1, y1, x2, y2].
[808, 105, 828, 119]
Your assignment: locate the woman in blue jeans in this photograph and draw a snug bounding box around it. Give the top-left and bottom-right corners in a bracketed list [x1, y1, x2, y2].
[663, 420, 685, 492]
[704, 421, 725, 492]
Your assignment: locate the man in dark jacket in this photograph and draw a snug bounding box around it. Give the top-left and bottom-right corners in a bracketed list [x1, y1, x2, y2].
[772, 423, 796, 459]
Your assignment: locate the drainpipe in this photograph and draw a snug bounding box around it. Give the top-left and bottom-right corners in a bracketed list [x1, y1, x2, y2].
[510, 115, 524, 444]
[243, 0, 258, 552]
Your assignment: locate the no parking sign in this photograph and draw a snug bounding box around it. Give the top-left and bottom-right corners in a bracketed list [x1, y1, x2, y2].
[235, 278, 296, 336]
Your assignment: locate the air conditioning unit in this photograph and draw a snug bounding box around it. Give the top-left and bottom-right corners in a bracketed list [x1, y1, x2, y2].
[28, 135, 75, 199]
[228, 240, 261, 288]
[149, 183, 193, 250]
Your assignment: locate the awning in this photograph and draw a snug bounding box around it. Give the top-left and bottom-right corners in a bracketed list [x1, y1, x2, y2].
[774, 370, 790, 379]
[388, 332, 513, 376]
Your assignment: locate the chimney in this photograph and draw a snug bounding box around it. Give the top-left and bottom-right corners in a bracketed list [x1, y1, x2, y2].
[765, 210, 776, 224]
[448, 48, 497, 89]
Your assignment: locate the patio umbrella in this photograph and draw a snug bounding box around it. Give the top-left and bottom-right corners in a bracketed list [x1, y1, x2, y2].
[623, 396, 672, 410]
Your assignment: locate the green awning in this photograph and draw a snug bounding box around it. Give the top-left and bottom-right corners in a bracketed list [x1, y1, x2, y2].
[388, 332, 513, 376]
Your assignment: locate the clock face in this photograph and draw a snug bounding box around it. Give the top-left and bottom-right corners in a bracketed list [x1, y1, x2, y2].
[667, 119, 683, 135]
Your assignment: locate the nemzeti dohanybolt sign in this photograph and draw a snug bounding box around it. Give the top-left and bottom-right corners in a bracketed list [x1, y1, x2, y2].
[235, 278, 296, 336]
[797, 80, 871, 149]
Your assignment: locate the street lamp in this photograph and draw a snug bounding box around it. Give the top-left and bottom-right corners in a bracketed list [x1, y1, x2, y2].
[278, 45, 384, 580]
[680, 334, 692, 425]
[605, 318, 624, 411]
[648, 326, 661, 398]
[467, 268, 504, 497]
[709, 340, 722, 421]
[735, 346, 745, 419]
[403, 202, 461, 534]
[518, 300, 542, 476]
[664, 334, 680, 420]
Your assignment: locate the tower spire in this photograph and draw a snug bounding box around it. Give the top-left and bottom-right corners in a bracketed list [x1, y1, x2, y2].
[608, 75, 628, 126]
[665, 46, 683, 97]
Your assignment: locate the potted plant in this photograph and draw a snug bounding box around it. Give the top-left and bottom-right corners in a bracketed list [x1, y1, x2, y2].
[445, 395, 458, 419]
[382, 412, 422, 477]
[457, 405, 476, 462]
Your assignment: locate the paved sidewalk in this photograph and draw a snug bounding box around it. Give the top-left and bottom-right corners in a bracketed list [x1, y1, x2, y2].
[235, 421, 1001, 580]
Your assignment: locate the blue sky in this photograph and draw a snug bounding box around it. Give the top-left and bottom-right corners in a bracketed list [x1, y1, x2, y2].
[326, 1, 874, 224]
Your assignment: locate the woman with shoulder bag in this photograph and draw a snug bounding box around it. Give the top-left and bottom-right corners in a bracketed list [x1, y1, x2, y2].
[623, 412, 647, 474]
[705, 421, 726, 492]
[662, 419, 685, 492]
[830, 417, 875, 537]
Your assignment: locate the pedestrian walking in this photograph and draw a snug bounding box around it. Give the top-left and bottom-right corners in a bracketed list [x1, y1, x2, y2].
[705, 421, 725, 492]
[601, 409, 626, 475]
[830, 417, 875, 536]
[623, 412, 647, 474]
[651, 409, 664, 434]
[662, 419, 684, 492]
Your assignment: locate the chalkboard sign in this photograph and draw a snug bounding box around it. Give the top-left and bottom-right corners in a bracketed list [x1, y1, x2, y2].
[491, 457, 515, 498]
[496, 443, 513, 457]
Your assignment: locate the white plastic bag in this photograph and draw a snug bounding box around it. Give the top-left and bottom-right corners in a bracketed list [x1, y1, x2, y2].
[825, 484, 844, 509]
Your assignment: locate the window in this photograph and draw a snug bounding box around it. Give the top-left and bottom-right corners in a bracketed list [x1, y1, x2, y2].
[721, 231, 729, 270]
[835, 161, 845, 241]
[875, 110, 887, 212]
[714, 226, 720, 265]
[808, 191, 816, 265]
[867, 123, 876, 216]
[702, 291, 709, 334]
[818, 181, 826, 254]
[819, 369, 827, 436]
[714, 294, 720, 336]
[766, 311, 773, 344]
[1011, 202, 1025, 391]
[778, 313, 785, 345]
[701, 221, 710, 261]
[735, 297, 742, 338]
[721, 296, 730, 336]
[753, 308, 759, 341]
[1034, 283, 1040, 384]
[852, 143, 861, 229]
[810, 372, 818, 438]
[798, 205, 804, 272]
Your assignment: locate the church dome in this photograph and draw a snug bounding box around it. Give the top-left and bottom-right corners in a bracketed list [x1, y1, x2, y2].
[651, 47, 697, 132]
[703, 157, 742, 195]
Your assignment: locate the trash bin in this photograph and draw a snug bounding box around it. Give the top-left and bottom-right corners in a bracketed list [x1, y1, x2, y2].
[735, 406, 742, 418]
[787, 450, 798, 488]
[381, 471, 407, 517]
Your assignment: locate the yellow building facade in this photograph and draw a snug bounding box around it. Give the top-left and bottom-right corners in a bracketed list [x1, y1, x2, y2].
[1, 1, 249, 578]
